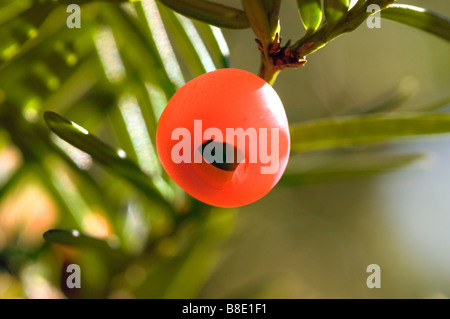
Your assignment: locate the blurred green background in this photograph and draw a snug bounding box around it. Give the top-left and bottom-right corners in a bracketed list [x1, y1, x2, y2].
[205, 0, 450, 298]
[0, 0, 449, 298]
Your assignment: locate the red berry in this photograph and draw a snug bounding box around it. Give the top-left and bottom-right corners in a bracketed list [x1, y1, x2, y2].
[156, 68, 290, 207]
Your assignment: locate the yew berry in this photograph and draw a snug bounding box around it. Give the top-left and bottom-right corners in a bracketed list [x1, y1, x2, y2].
[156, 68, 290, 207]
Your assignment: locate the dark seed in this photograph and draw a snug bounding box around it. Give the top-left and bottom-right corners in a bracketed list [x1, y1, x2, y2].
[199, 140, 244, 171]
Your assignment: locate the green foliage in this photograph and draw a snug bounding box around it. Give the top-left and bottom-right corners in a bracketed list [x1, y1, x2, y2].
[0, 0, 233, 298]
[158, 0, 250, 29]
[281, 152, 424, 187]
[323, 0, 349, 26]
[44, 229, 127, 259]
[382, 4, 450, 41]
[290, 114, 450, 153]
[297, 0, 323, 32]
[0, 0, 449, 299]
[44, 111, 174, 210]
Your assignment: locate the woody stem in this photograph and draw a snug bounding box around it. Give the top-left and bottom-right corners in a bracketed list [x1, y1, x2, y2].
[259, 56, 279, 86]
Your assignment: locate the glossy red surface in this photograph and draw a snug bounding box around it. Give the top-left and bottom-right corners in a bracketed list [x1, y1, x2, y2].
[156, 68, 290, 207]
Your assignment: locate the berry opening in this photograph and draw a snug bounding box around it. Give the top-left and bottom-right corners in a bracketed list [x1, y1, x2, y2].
[199, 140, 244, 172]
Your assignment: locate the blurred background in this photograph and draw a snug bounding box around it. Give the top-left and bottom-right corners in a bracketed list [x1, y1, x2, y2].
[0, 0, 449, 298]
